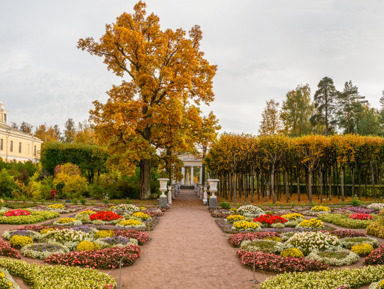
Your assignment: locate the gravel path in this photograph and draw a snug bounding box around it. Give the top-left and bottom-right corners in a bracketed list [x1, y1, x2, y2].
[109, 189, 266, 289]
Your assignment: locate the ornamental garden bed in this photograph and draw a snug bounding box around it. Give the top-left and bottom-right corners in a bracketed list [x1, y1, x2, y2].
[0, 203, 164, 288]
[213, 203, 384, 288]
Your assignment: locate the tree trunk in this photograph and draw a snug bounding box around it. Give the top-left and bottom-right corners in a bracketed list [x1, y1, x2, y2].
[341, 166, 345, 202]
[251, 172, 254, 203]
[284, 171, 289, 203]
[256, 172, 260, 200]
[139, 158, 151, 199]
[351, 166, 355, 198]
[328, 168, 332, 201]
[297, 173, 301, 202]
[233, 173, 237, 204]
[319, 170, 323, 203]
[308, 167, 313, 203]
[271, 164, 276, 203]
[371, 161, 376, 202]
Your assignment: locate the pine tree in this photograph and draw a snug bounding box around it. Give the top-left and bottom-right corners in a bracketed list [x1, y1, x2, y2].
[336, 81, 367, 134]
[311, 77, 337, 136]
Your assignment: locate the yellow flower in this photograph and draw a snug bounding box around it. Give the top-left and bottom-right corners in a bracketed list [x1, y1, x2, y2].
[298, 218, 324, 228]
[281, 213, 304, 220]
[226, 214, 246, 223]
[311, 205, 330, 212]
[48, 204, 64, 209]
[56, 217, 77, 224]
[132, 212, 151, 220]
[119, 219, 143, 227]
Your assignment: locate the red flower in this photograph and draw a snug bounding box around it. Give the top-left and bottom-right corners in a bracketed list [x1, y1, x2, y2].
[349, 213, 373, 220]
[4, 209, 31, 217]
[89, 211, 122, 221]
[253, 214, 288, 226]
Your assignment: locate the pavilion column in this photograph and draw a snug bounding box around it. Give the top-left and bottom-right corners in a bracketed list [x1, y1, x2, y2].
[199, 166, 203, 184]
[191, 166, 194, 185]
[181, 167, 185, 185]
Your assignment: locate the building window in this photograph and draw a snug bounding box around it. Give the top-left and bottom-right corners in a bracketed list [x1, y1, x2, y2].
[0, 139, 3, 151]
[19, 142, 22, 153]
[10, 141, 13, 152]
[4, 113, 6, 122]
[34, 145, 36, 156]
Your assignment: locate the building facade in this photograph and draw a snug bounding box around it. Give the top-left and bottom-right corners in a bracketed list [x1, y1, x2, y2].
[0, 102, 43, 162]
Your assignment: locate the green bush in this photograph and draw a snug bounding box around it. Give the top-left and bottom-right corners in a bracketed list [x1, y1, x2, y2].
[367, 222, 384, 238]
[0, 168, 17, 198]
[220, 201, 231, 210]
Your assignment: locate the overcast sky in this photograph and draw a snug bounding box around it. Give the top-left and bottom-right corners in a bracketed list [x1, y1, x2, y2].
[0, 0, 383, 135]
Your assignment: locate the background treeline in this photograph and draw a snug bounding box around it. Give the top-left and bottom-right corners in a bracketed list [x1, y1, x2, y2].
[259, 77, 384, 137]
[205, 134, 384, 204]
[0, 142, 160, 201]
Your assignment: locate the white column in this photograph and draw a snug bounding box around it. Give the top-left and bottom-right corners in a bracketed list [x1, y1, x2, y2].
[191, 166, 194, 185]
[181, 167, 185, 185]
[199, 166, 203, 184]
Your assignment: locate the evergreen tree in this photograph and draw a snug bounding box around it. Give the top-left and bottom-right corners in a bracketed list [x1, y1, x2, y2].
[336, 81, 367, 134]
[311, 76, 337, 136]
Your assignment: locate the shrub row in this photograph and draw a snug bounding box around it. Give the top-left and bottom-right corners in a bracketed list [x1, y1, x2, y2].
[318, 213, 374, 229]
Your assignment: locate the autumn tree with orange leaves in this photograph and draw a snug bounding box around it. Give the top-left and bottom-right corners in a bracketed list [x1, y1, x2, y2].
[78, 1, 218, 199]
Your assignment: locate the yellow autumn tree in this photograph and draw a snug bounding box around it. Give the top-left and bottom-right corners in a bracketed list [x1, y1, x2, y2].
[78, 1, 218, 199]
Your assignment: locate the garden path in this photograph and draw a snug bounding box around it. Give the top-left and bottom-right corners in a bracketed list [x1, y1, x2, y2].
[107, 189, 269, 289]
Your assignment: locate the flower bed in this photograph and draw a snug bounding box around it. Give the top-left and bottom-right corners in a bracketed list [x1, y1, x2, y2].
[253, 214, 288, 226]
[114, 230, 149, 245]
[211, 209, 232, 218]
[364, 243, 384, 265]
[48, 204, 64, 210]
[14, 225, 51, 232]
[45, 245, 141, 269]
[260, 265, 384, 289]
[0, 257, 116, 288]
[297, 218, 324, 229]
[21, 242, 70, 259]
[0, 237, 21, 259]
[240, 239, 284, 254]
[281, 213, 304, 221]
[95, 236, 138, 249]
[349, 213, 374, 220]
[0, 210, 59, 224]
[89, 211, 123, 222]
[352, 243, 374, 256]
[9, 235, 33, 248]
[226, 214, 246, 223]
[95, 230, 115, 239]
[285, 231, 341, 255]
[132, 212, 151, 221]
[232, 221, 260, 232]
[237, 250, 328, 272]
[280, 248, 304, 258]
[346, 207, 375, 214]
[236, 205, 264, 218]
[41, 228, 92, 251]
[0, 268, 20, 289]
[116, 219, 145, 229]
[112, 204, 139, 213]
[306, 249, 359, 266]
[311, 205, 330, 212]
[76, 241, 101, 252]
[341, 237, 378, 249]
[367, 222, 384, 238]
[2, 230, 42, 241]
[228, 232, 281, 247]
[5, 209, 31, 217]
[53, 217, 82, 226]
[328, 229, 367, 238]
[318, 213, 374, 229]
[367, 203, 384, 210]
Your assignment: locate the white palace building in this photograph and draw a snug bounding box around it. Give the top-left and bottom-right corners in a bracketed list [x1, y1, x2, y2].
[0, 102, 43, 162]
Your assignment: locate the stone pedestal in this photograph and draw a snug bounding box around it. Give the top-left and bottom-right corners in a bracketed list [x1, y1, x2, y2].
[208, 196, 218, 210]
[159, 196, 168, 209]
